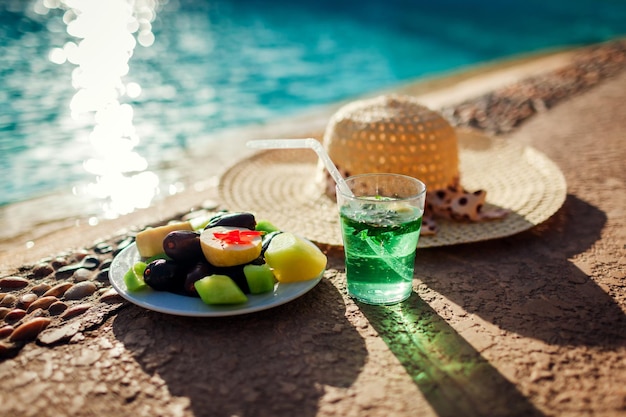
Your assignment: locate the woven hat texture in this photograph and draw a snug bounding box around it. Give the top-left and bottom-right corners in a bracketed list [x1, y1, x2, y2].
[322, 95, 459, 192]
[219, 129, 567, 248]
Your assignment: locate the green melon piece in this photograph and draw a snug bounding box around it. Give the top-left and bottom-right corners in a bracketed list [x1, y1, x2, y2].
[124, 261, 148, 292]
[264, 233, 327, 283]
[243, 263, 276, 294]
[194, 274, 248, 305]
[255, 219, 280, 233]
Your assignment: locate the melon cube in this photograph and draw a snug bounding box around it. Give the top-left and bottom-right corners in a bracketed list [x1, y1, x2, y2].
[194, 274, 248, 305]
[135, 222, 193, 258]
[264, 233, 327, 283]
[123, 261, 148, 292]
[243, 263, 276, 294]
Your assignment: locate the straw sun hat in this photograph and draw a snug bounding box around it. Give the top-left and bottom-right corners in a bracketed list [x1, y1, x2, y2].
[219, 95, 566, 248]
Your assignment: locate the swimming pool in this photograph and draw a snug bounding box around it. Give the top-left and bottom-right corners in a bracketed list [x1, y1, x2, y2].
[1, 0, 625, 216]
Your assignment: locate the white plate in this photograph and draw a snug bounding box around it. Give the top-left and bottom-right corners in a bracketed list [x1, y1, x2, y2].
[109, 242, 323, 317]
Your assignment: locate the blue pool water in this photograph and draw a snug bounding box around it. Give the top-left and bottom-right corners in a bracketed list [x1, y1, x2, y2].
[1, 0, 625, 214]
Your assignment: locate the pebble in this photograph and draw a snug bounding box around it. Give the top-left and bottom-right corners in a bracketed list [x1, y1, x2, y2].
[43, 283, 73, 298]
[31, 282, 52, 295]
[48, 301, 69, 316]
[24, 308, 46, 323]
[27, 296, 58, 312]
[94, 242, 113, 255]
[17, 293, 38, 310]
[0, 307, 10, 320]
[0, 294, 17, 308]
[64, 281, 97, 300]
[10, 317, 51, 342]
[60, 304, 92, 321]
[55, 257, 100, 278]
[50, 256, 69, 270]
[99, 288, 125, 304]
[0, 325, 14, 339]
[0, 276, 30, 289]
[72, 268, 93, 282]
[95, 269, 111, 282]
[30, 263, 54, 278]
[4, 309, 27, 323]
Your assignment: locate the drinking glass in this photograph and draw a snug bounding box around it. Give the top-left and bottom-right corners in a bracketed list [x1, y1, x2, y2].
[336, 173, 426, 305]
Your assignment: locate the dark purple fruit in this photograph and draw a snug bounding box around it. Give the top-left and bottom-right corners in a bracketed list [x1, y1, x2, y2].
[163, 230, 202, 262]
[205, 212, 256, 231]
[184, 261, 216, 296]
[143, 259, 186, 293]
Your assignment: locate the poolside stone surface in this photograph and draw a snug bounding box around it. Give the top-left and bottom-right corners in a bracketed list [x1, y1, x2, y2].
[0, 40, 625, 417]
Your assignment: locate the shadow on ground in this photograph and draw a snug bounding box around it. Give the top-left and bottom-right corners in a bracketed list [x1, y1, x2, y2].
[417, 195, 626, 346]
[112, 277, 366, 417]
[359, 296, 545, 417]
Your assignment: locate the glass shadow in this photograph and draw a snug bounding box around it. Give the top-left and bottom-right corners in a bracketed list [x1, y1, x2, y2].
[359, 294, 544, 417]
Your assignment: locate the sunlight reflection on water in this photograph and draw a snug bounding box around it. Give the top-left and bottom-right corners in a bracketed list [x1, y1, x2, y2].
[42, 0, 161, 218]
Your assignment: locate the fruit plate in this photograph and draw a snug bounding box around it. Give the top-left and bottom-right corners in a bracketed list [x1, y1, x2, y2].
[109, 243, 323, 317]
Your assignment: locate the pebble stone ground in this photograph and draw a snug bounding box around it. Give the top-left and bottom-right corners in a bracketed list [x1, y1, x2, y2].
[0, 40, 624, 417]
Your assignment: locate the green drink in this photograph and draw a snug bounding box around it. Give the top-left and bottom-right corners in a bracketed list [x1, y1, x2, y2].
[336, 174, 426, 305]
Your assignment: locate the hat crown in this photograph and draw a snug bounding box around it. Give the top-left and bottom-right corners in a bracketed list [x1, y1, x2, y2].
[322, 95, 459, 191]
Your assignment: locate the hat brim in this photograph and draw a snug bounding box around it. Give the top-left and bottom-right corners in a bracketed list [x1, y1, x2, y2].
[218, 129, 566, 248]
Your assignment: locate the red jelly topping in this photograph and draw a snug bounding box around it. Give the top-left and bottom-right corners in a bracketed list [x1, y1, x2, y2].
[213, 230, 263, 245]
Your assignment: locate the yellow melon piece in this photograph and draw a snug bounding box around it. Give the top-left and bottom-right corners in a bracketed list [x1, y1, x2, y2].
[200, 226, 262, 267]
[135, 222, 193, 258]
[264, 233, 327, 283]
